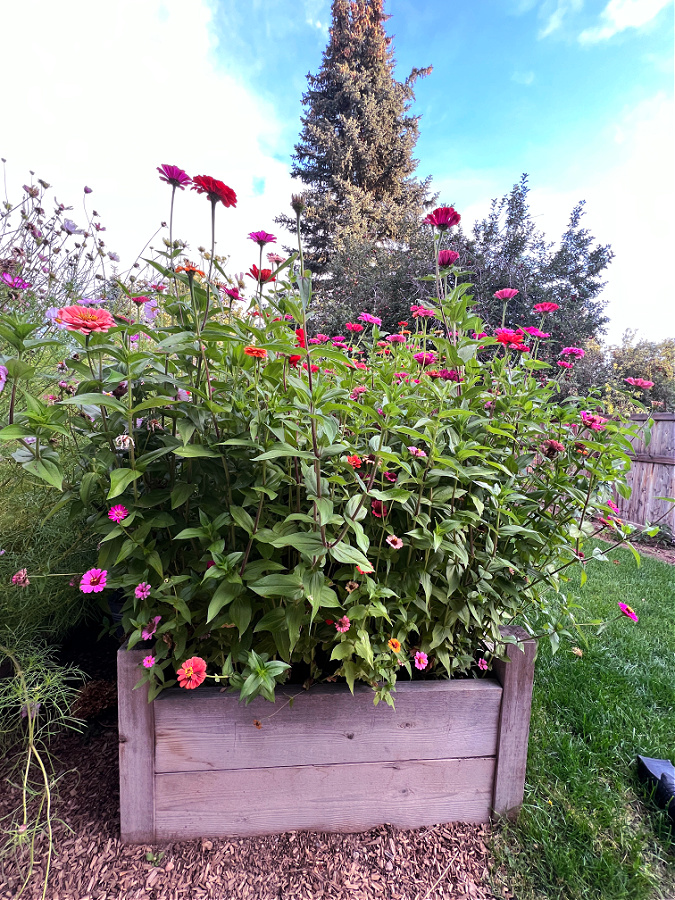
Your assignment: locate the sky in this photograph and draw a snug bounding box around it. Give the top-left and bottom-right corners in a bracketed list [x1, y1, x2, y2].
[2, 0, 673, 343]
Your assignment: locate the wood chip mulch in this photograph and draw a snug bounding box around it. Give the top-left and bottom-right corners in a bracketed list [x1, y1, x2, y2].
[0, 700, 499, 900]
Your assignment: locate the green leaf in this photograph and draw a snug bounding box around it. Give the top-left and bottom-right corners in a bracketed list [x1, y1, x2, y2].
[0, 424, 33, 441]
[253, 607, 287, 633]
[230, 506, 255, 535]
[230, 596, 252, 635]
[107, 468, 142, 500]
[173, 445, 220, 458]
[146, 550, 164, 578]
[286, 603, 305, 653]
[329, 542, 371, 570]
[207, 582, 241, 622]
[331, 642, 355, 661]
[24, 458, 63, 490]
[171, 483, 196, 509]
[60, 393, 127, 412]
[174, 527, 207, 540]
[249, 573, 304, 599]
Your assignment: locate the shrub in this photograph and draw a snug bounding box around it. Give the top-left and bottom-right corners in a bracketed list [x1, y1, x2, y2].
[0, 171, 650, 704]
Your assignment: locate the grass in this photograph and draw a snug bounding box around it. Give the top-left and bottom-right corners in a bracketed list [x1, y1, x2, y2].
[491, 541, 675, 900]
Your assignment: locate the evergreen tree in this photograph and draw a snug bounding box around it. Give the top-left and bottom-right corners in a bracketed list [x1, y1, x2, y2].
[278, 0, 432, 274]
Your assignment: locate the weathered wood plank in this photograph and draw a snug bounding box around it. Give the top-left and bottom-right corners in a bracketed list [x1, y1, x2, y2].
[117, 645, 155, 843]
[491, 626, 537, 821]
[154, 679, 502, 773]
[154, 756, 495, 839]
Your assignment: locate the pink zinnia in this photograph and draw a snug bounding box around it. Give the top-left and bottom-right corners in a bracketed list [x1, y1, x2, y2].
[424, 207, 461, 231]
[478, 658, 489, 671]
[386, 334, 406, 343]
[522, 326, 550, 339]
[358, 313, 382, 326]
[335, 616, 351, 633]
[108, 504, 129, 524]
[618, 602, 638, 623]
[371, 500, 388, 518]
[141, 615, 161, 640]
[386, 535, 403, 549]
[350, 386, 367, 400]
[581, 410, 608, 432]
[11, 568, 30, 588]
[414, 651, 429, 670]
[135, 582, 152, 601]
[80, 568, 107, 594]
[248, 230, 276, 247]
[561, 347, 585, 358]
[412, 306, 435, 318]
[345, 322, 364, 332]
[157, 164, 191, 190]
[177, 656, 207, 689]
[413, 351, 436, 366]
[493, 288, 519, 301]
[625, 377, 654, 389]
[55, 305, 116, 335]
[557, 361, 574, 369]
[131, 295, 152, 306]
[142, 655, 155, 669]
[408, 446, 427, 458]
[438, 249, 459, 267]
[533, 302, 559, 313]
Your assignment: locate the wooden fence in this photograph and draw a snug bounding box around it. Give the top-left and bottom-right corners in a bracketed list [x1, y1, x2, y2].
[618, 413, 675, 530]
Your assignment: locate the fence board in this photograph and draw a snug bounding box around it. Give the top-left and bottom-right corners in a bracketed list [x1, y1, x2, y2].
[620, 414, 675, 529]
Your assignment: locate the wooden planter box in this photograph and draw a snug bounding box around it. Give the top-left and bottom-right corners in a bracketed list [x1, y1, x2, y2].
[117, 627, 536, 843]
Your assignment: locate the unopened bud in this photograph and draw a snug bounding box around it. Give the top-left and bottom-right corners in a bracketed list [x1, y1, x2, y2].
[290, 193, 306, 215]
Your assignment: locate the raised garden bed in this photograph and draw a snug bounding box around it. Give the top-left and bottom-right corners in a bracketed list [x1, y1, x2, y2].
[117, 627, 536, 843]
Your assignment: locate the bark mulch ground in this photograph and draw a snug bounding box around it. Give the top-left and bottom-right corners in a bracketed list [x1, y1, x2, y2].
[0, 696, 501, 900]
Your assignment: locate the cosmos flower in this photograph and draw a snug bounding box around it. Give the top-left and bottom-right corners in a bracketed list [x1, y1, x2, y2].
[1, 273, 32, 290]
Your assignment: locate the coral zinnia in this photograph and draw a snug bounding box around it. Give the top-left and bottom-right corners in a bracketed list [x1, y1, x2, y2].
[80, 568, 107, 594]
[618, 602, 638, 623]
[424, 207, 461, 230]
[157, 164, 192, 190]
[244, 346, 268, 359]
[191, 175, 237, 207]
[56, 305, 116, 334]
[177, 656, 208, 689]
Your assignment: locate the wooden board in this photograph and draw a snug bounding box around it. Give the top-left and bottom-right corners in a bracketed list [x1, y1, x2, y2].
[117, 646, 155, 842]
[154, 679, 502, 773]
[621, 414, 675, 529]
[154, 756, 495, 839]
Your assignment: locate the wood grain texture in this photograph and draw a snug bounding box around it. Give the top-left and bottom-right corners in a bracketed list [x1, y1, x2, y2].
[154, 679, 502, 774]
[621, 416, 675, 529]
[117, 645, 155, 843]
[154, 756, 495, 839]
[491, 626, 537, 821]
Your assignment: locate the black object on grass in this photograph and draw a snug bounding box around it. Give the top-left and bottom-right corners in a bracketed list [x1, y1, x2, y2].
[636, 755, 675, 825]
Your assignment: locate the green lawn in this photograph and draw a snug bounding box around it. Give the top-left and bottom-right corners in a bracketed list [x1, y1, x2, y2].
[491, 542, 675, 900]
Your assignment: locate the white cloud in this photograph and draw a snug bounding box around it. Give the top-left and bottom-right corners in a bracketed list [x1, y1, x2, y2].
[1, 0, 297, 281]
[579, 0, 673, 44]
[538, 0, 584, 38]
[512, 70, 536, 84]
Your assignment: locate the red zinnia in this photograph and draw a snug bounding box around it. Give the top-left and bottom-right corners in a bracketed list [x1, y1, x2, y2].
[56, 305, 116, 334]
[177, 656, 208, 689]
[247, 265, 275, 284]
[288, 354, 302, 367]
[495, 327, 526, 348]
[424, 207, 461, 230]
[295, 328, 306, 348]
[191, 175, 237, 207]
[371, 499, 388, 518]
[438, 249, 459, 267]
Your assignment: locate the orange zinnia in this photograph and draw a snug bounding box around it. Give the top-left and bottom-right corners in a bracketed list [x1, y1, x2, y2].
[388, 638, 402, 653]
[176, 262, 205, 277]
[244, 346, 267, 359]
[177, 656, 207, 689]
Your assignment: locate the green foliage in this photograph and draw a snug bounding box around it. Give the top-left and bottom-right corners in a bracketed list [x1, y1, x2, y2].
[491, 542, 675, 900]
[277, 0, 432, 274]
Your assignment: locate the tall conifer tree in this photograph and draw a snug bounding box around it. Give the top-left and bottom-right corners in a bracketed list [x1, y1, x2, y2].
[278, 0, 431, 274]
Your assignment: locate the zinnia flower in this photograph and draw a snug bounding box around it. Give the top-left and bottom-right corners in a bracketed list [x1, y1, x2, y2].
[533, 302, 559, 313]
[424, 207, 461, 230]
[438, 249, 459, 267]
[478, 658, 489, 671]
[247, 265, 275, 284]
[522, 326, 550, 339]
[557, 360, 573, 369]
[177, 656, 208, 689]
[248, 230, 276, 247]
[347, 455, 362, 468]
[371, 500, 388, 518]
[625, 377, 654, 389]
[244, 346, 268, 359]
[383, 471, 397, 483]
[131, 295, 152, 306]
[386, 535, 403, 549]
[408, 446, 427, 458]
[495, 328, 526, 348]
[580, 411, 608, 432]
[11, 568, 30, 588]
[541, 439, 565, 458]
[295, 328, 306, 348]
[80, 568, 107, 594]
[0, 365, 8, 394]
[157, 164, 192, 190]
[141, 615, 162, 640]
[413, 351, 436, 366]
[356, 563, 374, 575]
[267, 252, 284, 264]
[388, 638, 402, 652]
[358, 313, 382, 326]
[135, 582, 152, 601]
[142, 655, 155, 669]
[191, 175, 237, 207]
[493, 288, 519, 301]
[55, 305, 116, 334]
[411, 306, 435, 318]
[108, 504, 129, 523]
[618, 602, 638, 623]
[345, 322, 364, 332]
[345, 581, 359, 593]
[350, 386, 367, 400]
[335, 616, 351, 633]
[561, 347, 585, 358]
[386, 334, 406, 343]
[176, 261, 205, 277]
[288, 354, 302, 367]
[414, 651, 429, 670]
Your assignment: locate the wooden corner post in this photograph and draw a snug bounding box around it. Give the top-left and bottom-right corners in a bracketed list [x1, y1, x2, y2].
[491, 625, 537, 821]
[117, 644, 155, 842]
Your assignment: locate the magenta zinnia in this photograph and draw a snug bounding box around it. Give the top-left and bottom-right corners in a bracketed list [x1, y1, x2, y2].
[493, 288, 519, 301]
[424, 206, 461, 230]
[108, 504, 129, 523]
[533, 302, 559, 313]
[438, 249, 459, 267]
[191, 175, 237, 207]
[79, 568, 107, 594]
[625, 377, 654, 389]
[248, 230, 276, 247]
[561, 347, 585, 358]
[618, 602, 638, 623]
[358, 312, 382, 326]
[414, 651, 429, 670]
[135, 582, 152, 601]
[157, 164, 192, 190]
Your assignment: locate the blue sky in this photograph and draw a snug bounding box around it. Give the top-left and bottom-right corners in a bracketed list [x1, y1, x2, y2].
[2, 0, 673, 341]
